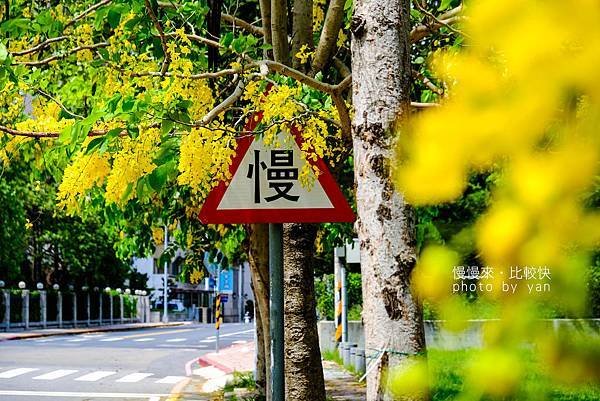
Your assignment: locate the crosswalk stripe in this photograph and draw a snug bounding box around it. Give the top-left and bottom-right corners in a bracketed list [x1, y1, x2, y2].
[33, 369, 79, 380]
[75, 371, 117, 382]
[133, 338, 155, 342]
[155, 375, 187, 384]
[116, 373, 154, 383]
[199, 339, 215, 343]
[165, 338, 187, 343]
[0, 368, 39, 378]
[99, 337, 124, 342]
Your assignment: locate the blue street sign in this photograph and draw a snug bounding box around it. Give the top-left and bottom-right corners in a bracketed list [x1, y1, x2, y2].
[218, 269, 234, 294]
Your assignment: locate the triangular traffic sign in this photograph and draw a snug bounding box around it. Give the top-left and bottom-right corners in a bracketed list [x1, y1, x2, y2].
[199, 115, 355, 224]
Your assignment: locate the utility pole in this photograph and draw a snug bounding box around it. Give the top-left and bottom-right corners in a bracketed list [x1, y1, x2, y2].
[162, 224, 169, 323]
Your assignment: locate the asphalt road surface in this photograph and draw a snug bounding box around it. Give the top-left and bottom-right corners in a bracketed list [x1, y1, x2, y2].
[0, 323, 254, 401]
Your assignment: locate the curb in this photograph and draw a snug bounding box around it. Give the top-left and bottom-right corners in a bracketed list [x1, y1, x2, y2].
[0, 322, 188, 341]
[197, 355, 235, 374]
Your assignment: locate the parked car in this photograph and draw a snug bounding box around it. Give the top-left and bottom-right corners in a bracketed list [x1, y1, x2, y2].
[154, 299, 185, 313]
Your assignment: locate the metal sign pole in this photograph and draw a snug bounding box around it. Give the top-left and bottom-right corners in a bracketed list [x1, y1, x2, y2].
[216, 270, 221, 353]
[269, 223, 284, 401]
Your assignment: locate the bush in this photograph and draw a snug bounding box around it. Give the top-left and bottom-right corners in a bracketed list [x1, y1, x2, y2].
[315, 273, 362, 320]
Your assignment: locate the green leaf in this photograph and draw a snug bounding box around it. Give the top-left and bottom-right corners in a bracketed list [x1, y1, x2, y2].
[85, 137, 105, 154]
[148, 161, 175, 192]
[121, 182, 134, 203]
[0, 42, 7, 62]
[221, 32, 234, 48]
[161, 120, 174, 135]
[414, 56, 425, 64]
[107, 9, 122, 29]
[438, 0, 453, 11]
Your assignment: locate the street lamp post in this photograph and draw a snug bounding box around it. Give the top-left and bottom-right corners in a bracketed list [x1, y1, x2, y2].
[162, 224, 169, 323]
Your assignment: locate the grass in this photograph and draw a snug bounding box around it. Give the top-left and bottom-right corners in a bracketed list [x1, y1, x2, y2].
[222, 371, 256, 393]
[428, 348, 600, 401]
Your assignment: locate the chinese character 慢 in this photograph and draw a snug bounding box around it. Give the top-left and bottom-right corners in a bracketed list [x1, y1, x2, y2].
[247, 149, 299, 203]
[453, 266, 466, 280]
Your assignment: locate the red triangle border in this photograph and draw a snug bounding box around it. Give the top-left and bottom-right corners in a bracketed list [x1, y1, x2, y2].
[198, 113, 355, 224]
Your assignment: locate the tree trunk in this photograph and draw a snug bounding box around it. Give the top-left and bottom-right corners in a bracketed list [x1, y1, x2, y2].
[247, 224, 271, 400]
[253, 284, 267, 394]
[351, 0, 427, 399]
[283, 223, 326, 401]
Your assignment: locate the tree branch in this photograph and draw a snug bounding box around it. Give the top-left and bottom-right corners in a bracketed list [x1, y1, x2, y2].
[311, 0, 345, 75]
[35, 89, 84, 119]
[13, 42, 108, 66]
[410, 15, 464, 42]
[270, 0, 290, 64]
[11, 36, 69, 56]
[331, 93, 351, 145]
[332, 57, 350, 78]
[412, 70, 443, 96]
[221, 14, 264, 37]
[65, 0, 113, 29]
[410, 101, 439, 108]
[145, 0, 171, 75]
[201, 79, 247, 124]
[291, 0, 313, 71]
[164, 32, 222, 49]
[258, 60, 350, 95]
[0, 125, 124, 139]
[258, 0, 272, 58]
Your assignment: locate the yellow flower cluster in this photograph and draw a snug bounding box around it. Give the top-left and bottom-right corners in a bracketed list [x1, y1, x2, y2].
[294, 44, 314, 64]
[190, 269, 204, 284]
[152, 227, 164, 245]
[312, 0, 326, 32]
[15, 102, 73, 133]
[0, 81, 26, 125]
[398, 1, 600, 397]
[105, 127, 161, 204]
[71, 23, 95, 62]
[177, 127, 237, 197]
[0, 136, 31, 165]
[57, 152, 111, 213]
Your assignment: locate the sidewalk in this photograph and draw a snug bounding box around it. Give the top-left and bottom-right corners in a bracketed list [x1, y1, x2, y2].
[177, 341, 366, 400]
[0, 322, 188, 341]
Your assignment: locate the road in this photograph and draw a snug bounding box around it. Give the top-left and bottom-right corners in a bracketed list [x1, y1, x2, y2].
[0, 323, 254, 401]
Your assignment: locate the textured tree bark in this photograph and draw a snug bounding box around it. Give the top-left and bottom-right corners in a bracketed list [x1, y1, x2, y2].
[270, 0, 290, 65]
[351, 0, 427, 399]
[311, 0, 345, 75]
[253, 285, 267, 394]
[247, 224, 271, 400]
[283, 223, 326, 401]
[291, 0, 313, 70]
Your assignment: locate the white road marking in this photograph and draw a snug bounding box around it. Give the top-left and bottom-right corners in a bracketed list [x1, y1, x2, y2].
[66, 338, 88, 342]
[155, 375, 187, 384]
[0, 368, 39, 378]
[133, 338, 155, 342]
[99, 337, 124, 342]
[165, 338, 187, 342]
[33, 370, 78, 380]
[0, 390, 169, 398]
[200, 339, 215, 343]
[116, 373, 154, 383]
[219, 329, 254, 338]
[35, 338, 60, 343]
[148, 397, 161, 401]
[75, 371, 117, 382]
[232, 340, 248, 344]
